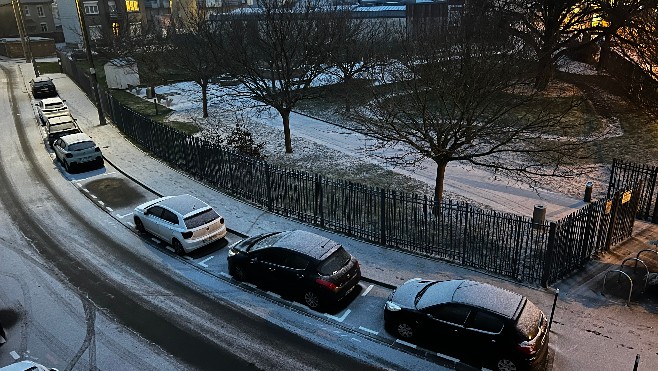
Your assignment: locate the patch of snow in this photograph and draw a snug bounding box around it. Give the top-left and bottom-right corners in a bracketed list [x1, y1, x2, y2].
[557, 57, 600, 76]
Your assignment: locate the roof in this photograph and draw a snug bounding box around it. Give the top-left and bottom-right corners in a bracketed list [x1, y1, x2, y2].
[47, 114, 75, 125]
[60, 132, 93, 145]
[417, 280, 524, 319]
[157, 194, 211, 217]
[41, 97, 64, 104]
[270, 230, 341, 260]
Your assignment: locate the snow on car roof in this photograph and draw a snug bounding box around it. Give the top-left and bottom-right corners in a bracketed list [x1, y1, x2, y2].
[157, 194, 212, 217]
[60, 132, 93, 144]
[269, 230, 341, 260]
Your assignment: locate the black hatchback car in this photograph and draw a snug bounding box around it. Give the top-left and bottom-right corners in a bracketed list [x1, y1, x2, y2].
[227, 230, 361, 310]
[384, 279, 549, 371]
[30, 77, 58, 99]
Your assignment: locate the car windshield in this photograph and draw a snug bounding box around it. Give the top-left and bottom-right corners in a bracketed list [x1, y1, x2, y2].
[414, 281, 439, 306]
[184, 208, 219, 229]
[45, 102, 64, 109]
[317, 247, 351, 275]
[68, 141, 95, 151]
[515, 300, 543, 340]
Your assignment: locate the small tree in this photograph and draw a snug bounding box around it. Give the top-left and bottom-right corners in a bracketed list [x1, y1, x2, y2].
[225, 122, 266, 160]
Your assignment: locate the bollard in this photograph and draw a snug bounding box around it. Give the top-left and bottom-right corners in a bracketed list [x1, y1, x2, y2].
[532, 205, 546, 225]
[584, 181, 594, 202]
[548, 288, 559, 332]
[633, 354, 640, 371]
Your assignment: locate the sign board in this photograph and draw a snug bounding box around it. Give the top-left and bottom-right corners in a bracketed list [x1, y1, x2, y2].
[621, 191, 632, 204]
[605, 200, 613, 214]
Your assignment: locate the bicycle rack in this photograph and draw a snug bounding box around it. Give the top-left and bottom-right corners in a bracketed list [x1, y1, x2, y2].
[635, 249, 658, 266]
[602, 270, 633, 306]
[620, 257, 649, 293]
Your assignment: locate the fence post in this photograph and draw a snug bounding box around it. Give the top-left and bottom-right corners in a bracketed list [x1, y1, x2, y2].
[265, 163, 272, 211]
[315, 174, 324, 227]
[541, 222, 557, 288]
[604, 192, 622, 251]
[380, 188, 386, 246]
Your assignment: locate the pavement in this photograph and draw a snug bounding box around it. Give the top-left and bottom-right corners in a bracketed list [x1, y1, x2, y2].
[11, 59, 658, 370]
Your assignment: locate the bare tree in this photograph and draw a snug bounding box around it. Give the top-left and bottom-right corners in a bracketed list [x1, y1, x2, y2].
[355, 7, 594, 205]
[213, 0, 339, 153]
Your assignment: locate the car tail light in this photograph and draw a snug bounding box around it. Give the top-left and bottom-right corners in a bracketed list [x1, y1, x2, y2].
[315, 278, 338, 292]
[181, 231, 193, 239]
[220, 217, 225, 224]
[65, 153, 73, 158]
[517, 338, 539, 356]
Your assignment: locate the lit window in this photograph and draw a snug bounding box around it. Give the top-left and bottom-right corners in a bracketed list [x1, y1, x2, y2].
[125, 0, 139, 12]
[83, 1, 99, 15]
[40, 23, 48, 32]
[37, 5, 44, 17]
[112, 22, 120, 37]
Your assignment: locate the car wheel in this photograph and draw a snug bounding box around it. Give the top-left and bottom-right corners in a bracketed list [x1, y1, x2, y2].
[303, 291, 321, 309]
[172, 239, 185, 255]
[134, 217, 145, 233]
[495, 358, 518, 371]
[396, 322, 414, 339]
[231, 265, 246, 281]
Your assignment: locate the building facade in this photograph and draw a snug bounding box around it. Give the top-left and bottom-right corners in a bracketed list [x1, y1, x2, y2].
[0, 0, 62, 41]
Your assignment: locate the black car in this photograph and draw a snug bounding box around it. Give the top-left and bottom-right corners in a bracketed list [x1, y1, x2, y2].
[227, 230, 361, 310]
[30, 77, 58, 99]
[384, 279, 549, 371]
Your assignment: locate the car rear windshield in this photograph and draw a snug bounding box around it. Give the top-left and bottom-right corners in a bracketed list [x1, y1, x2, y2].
[68, 141, 95, 151]
[515, 300, 543, 340]
[184, 208, 220, 229]
[317, 247, 351, 275]
[45, 102, 64, 109]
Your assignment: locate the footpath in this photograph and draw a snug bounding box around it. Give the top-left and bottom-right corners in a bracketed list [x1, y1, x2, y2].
[15, 60, 658, 371]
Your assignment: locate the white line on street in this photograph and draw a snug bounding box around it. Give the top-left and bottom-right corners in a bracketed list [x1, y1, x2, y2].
[82, 188, 89, 193]
[358, 326, 379, 335]
[325, 309, 351, 323]
[351, 338, 362, 342]
[90, 194, 97, 199]
[219, 272, 231, 279]
[395, 339, 417, 349]
[436, 353, 460, 363]
[150, 238, 160, 243]
[106, 207, 113, 212]
[198, 256, 214, 267]
[361, 284, 374, 296]
[117, 212, 133, 218]
[98, 200, 104, 206]
[9, 351, 19, 360]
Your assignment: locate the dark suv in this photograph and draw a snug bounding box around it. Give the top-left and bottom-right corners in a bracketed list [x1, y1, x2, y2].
[30, 77, 58, 99]
[227, 230, 361, 310]
[384, 279, 549, 371]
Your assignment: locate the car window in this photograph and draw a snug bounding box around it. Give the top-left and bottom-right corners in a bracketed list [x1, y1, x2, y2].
[256, 249, 287, 265]
[284, 254, 309, 270]
[68, 141, 95, 151]
[317, 247, 351, 275]
[429, 305, 471, 326]
[184, 208, 219, 229]
[468, 311, 505, 333]
[146, 206, 164, 218]
[161, 209, 179, 225]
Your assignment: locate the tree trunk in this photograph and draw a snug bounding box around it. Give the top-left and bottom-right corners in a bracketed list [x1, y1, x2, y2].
[597, 34, 612, 72]
[433, 159, 448, 214]
[281, 109, 293, 153]
[534, 52, 553, 91]
[201, 79, 209, 118]
[343, 76, 352, 113]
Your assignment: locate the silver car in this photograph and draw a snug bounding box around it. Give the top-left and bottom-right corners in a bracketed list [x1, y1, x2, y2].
[52, 133, 103, 172]
[133, 195, 227, 255]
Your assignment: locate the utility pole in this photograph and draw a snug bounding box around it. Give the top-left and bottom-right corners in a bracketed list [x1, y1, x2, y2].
[74, 0, 106, 125]
[11, 0, 39, 76]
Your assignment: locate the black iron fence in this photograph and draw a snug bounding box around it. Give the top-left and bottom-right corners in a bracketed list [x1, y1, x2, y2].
[607, 159, 658, 223]
[58, 51, 640, 286]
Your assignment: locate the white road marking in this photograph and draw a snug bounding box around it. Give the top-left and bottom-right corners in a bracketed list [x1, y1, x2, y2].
[98, 200, 104, 206]
[150, 238, 160, 243]
[198, 256, 214, 267]
[219, 272, 231, 279]
[358, 326, 379, 335]
[324, 309, 351, 323]
[75, 182, 82, 188]
[361, 284, 374, 296]
[291, 301, 306, 309]
[91, 194, 97, 199]
[117, 212, 133, 218]
[106, 207, 113, 212]
[164, 246, 174, 252]
[395, 339, 417, 349]
[9, 351, 19, 360]
[82, 188, 89, 193]
[436, 353, 460, 363]
[351, 338, 362, 342]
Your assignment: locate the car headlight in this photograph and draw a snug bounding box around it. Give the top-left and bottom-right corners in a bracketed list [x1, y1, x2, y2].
[227, 248, 238, 257]
[385, 301, 402, 312]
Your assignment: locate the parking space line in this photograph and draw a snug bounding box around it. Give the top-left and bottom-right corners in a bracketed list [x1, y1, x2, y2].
[98, 200, 104, 206]
[106, 207, 113, 212]
[9, 351, 19, 360]
[198, 256, 214, 268]
[324, 309, 351, 323]
[395, 339, 417, 349]
[361, 284, 374, 296]
[358, 326, 378, 335]
[436, 353, 460, 363]
[117, 212, 133, 218]
[219, 272, 231, 279]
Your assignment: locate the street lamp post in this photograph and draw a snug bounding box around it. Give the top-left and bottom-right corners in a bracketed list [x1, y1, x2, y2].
[74, 0, 106, 126]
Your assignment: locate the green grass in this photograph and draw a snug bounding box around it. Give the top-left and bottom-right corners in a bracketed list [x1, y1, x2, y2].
[36, 62, 61, 74]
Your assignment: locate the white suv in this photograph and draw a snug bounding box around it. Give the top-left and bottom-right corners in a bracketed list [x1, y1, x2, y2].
[52, 133, 103, 172]
[133, 195, 227, 255]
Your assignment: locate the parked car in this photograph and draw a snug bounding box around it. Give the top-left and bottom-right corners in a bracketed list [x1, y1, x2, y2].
[0, 319, 5, 346]
[30, 76, 57, 99]
[384, 279, 549, 371]
[36, 97, 69, 125]
[0, 360, 57, 371]
[52, 133, 103, 172]
[133, 194, 227, 255]
[45, 113, 80, 146]
[227, 230, 361, 310]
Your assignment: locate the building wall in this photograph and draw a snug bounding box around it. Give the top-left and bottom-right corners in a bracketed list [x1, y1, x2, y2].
[0, 38, 56, 57]
[52, 0, 81, 45]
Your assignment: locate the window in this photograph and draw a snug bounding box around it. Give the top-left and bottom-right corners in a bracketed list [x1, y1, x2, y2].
[161, 210, 179, 224]
[24, 6, 30, 16]
[125, 0, 139, 12]
[184, 209, 219, 229]
[40, 23, 48, 32]
[88, 25, 102, 40]
[429, 305, 470, 326]
[83, 1, 99, 14]
[256, 249, 286, 266]
[130, 22, 141, 36]
[108, 1, 117, 13]
[468, 311, 505, 334]
[146, 206, 164, 218]
[284, 254, 309, 270]
[37, 5, 44, 17]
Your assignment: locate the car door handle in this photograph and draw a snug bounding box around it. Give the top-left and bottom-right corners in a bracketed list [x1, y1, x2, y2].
[268, 267, 275, 271]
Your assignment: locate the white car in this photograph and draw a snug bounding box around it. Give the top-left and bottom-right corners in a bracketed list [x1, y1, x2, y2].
[133, 195, 227, 255]
[0, 360, 57, 371]
[45, 113, 80, 146]
[36, 97, 69, 125]
[52, 133, 103, 172]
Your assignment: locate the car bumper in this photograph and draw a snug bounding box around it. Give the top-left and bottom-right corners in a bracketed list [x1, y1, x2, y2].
[181, 225, 227, 252]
